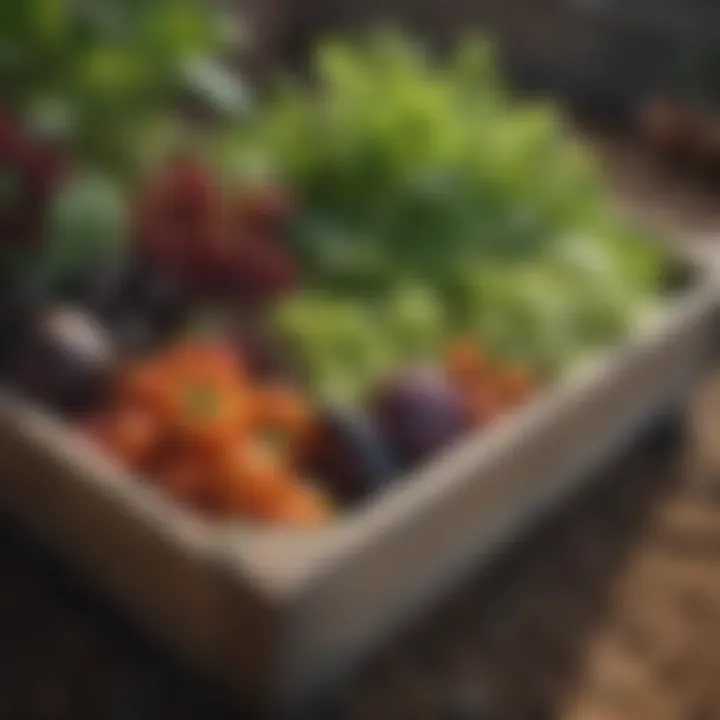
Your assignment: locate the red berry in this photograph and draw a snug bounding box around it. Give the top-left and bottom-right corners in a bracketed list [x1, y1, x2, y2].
[135, 161, 299, 302]
[161, 157, 218, 219]
[227, 238, 297, 302]
[237, 185, 295, 234]
[137, 158, 219, 235]
[135, 158, 223, 283]
[0, 108, 66, 249]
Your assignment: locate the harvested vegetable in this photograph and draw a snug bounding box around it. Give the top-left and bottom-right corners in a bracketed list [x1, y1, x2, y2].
[230, 33, 663, 400]
[4, 25, 675, 524]
[81, 340, 333, 524]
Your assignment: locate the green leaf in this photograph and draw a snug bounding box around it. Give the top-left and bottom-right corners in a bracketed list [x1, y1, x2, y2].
[228, 30, 668, 383]
[181, 55, 252, 118]
[41, 170, 127, 287]
[25, 94, 77, 141]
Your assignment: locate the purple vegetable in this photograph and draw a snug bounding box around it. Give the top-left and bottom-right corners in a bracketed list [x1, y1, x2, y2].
[0, 272, 49, 374]
[12, 305, 116, 414]
[65, 254, 189, 344]
[308, 404, 397, 502]
[370, 368, 469, 468]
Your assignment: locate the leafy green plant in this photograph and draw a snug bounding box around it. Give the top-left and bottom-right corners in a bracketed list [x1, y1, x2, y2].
[228, 32, 663, 389]
[39, 169, 126, 285]
[0, 0, 249, 176]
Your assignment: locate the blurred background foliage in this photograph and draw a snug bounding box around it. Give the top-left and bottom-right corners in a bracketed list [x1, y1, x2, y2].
[0, 0, 250, 177]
